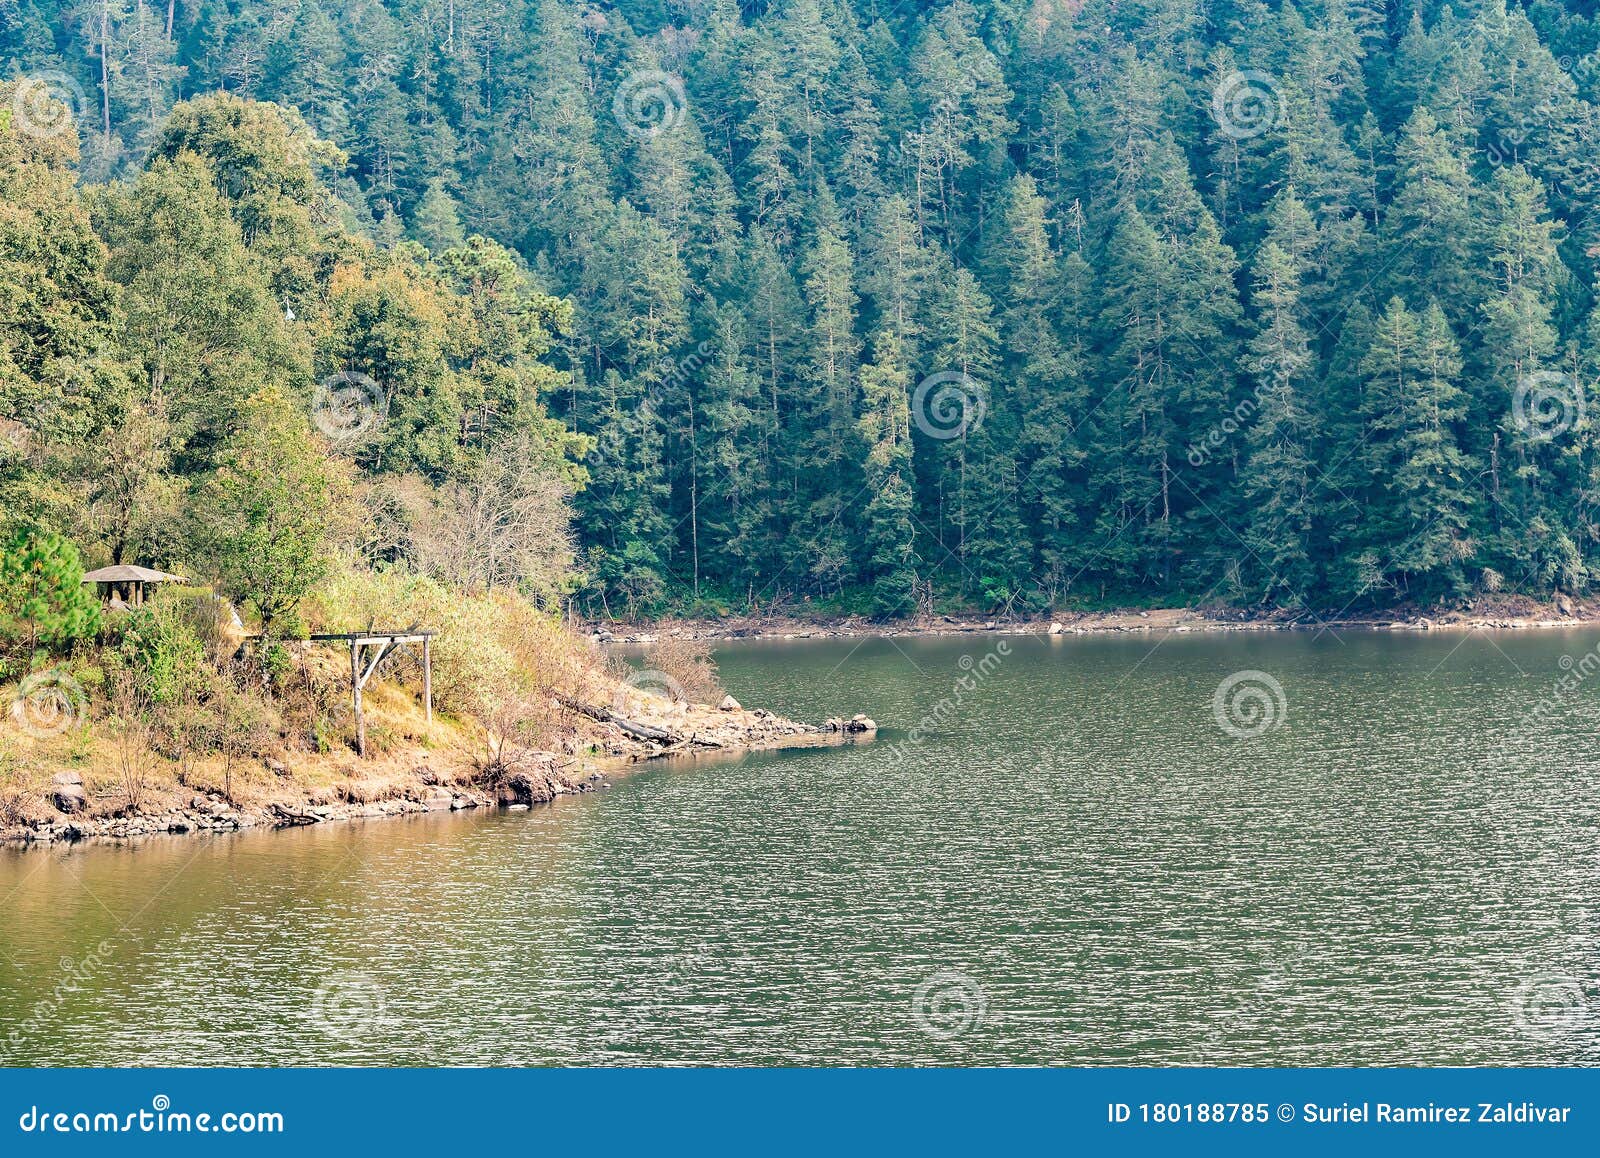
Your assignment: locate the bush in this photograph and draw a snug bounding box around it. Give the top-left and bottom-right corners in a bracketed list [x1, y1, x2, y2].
[641, 633, 722, 704]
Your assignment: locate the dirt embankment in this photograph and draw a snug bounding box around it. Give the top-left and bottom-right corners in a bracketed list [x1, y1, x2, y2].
[1, 680, 876, 849]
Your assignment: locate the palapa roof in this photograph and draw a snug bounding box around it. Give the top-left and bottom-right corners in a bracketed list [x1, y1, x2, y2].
[81, 565, 188, 584]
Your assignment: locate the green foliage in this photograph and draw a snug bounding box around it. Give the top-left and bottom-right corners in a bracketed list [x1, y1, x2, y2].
[112, 595, 207, 709]
[195, 389, 348, 637]
[0, 528, 100, 669]
[20, 2, 1600, 615]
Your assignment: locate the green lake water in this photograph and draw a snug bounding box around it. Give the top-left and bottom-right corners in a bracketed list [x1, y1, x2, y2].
[2, 629, 1598, 1065]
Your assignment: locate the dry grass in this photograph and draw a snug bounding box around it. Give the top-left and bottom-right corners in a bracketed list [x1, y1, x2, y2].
[641, 632, 723, 704]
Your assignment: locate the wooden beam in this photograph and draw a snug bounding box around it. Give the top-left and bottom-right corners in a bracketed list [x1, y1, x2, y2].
[351, 637, 365, 758]
[422, 636, 432, 725]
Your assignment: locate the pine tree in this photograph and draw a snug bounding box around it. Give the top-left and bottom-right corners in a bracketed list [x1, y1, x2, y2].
[856, 330, 917, 616]
[1241, 191, 1321, 605]
[1352, 298, 1476, 600]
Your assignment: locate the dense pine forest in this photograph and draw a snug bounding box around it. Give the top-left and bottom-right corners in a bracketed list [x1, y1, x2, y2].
[9, 0, 1600, 619]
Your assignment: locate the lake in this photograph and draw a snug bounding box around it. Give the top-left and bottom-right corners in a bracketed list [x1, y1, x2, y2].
[2, 629, 1598, 1066]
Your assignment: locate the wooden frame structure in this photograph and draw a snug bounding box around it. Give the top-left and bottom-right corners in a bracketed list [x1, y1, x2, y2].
[306, 630, 435, 757]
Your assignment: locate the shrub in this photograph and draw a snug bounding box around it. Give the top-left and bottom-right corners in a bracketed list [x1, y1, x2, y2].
[641, 633, 722, 704]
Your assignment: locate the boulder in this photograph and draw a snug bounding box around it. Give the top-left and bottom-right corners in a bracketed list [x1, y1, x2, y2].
[49, 771, 86, 815]
[718, 694, 742, 712]
[422, 787, 453, 812]
[1557, 593, 1575, 616]
[824, 716, 877, 734]
[1048, 622, 1064, 635]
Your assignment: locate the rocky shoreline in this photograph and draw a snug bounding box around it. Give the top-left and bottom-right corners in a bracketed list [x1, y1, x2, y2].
[589, 596, 1600, 644]
[2, 699, 877, 850]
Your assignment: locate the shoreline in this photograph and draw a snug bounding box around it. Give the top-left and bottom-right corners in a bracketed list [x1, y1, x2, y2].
[1, 699, 877, 852]
[590, 596, 1600, 644]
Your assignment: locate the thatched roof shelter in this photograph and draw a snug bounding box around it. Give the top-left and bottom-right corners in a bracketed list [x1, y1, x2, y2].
[81, 565, 188, 609]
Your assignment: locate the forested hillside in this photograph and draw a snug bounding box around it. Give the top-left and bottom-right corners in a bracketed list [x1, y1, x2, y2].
[9, 0, 1600, 617]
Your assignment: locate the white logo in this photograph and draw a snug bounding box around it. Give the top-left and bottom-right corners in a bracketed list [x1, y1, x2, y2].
[312, 372, 387, 442]
[911, 970, 988, 1039]
[1512, 371, 1584, 441]
[9, 670, 86, 738]
[1212, 670, 1287, 738]
[1211, 70, 1283, 141]
[10, 71, 87, 141]
[308, 971, 386, 1042]
[911, 372, 986, 441]
[1508, 973, 1588, 1037]
[613, 71, 688, 141]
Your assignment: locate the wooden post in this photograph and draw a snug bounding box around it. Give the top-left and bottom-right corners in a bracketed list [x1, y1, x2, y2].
[351, 638, 365, 757]
[422, 636, 433, 725]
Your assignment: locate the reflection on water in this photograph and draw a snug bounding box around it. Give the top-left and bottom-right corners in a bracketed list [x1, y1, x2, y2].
[2, 629, 1599, 1065]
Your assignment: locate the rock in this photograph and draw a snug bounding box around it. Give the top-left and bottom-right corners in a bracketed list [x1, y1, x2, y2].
[49, 771, 86, 815]
[825, 715, 877, 734]
[1557, 593, 1575, 616]
[1048, 622, 1064, 635]
[263, 758, 290, 778]
[422, 787, 453, 812]
[718, 694, 742, 712]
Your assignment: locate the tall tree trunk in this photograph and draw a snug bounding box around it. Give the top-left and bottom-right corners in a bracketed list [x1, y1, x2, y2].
[99, 0, 112, 144]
